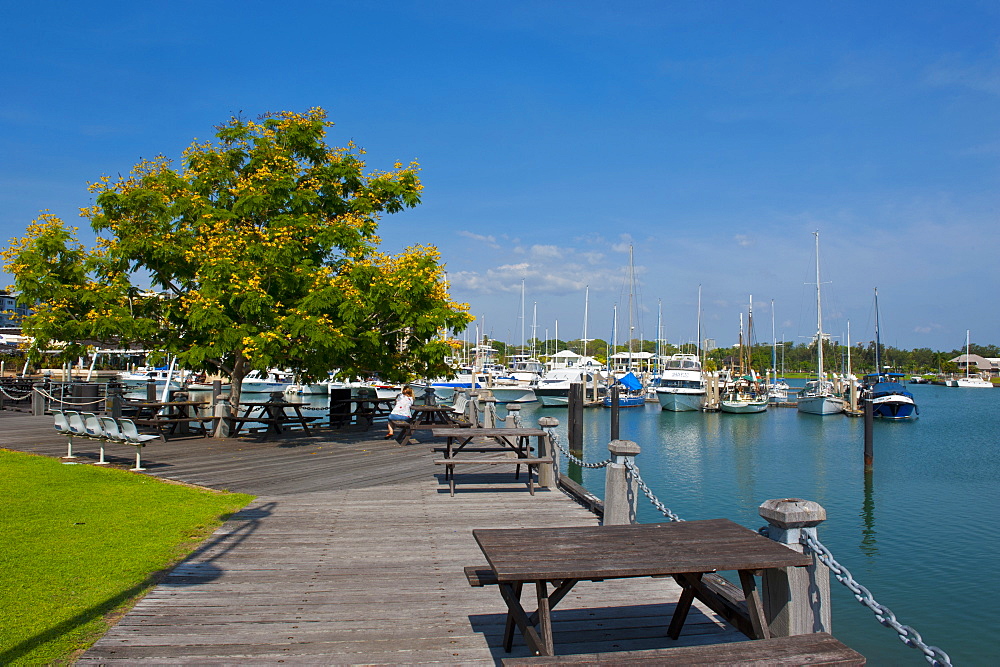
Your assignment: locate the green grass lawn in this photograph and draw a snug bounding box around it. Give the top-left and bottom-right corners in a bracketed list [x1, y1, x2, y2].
[0, 450, 254, 664]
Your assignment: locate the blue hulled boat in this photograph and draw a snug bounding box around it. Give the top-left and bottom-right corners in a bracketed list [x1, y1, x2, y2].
[862, 288, 918, 420]
[863, 372, 919, 420]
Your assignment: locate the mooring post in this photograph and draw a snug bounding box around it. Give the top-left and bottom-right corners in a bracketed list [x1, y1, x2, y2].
[610, 385, 620, 440]
[538, 416, 560, 484]
[146, 377, 156, 402]
[567, 382, 584, 452]
[604, 439, 641, 525]
[758, 498, 832, 636]
[863, 399, 874, 468]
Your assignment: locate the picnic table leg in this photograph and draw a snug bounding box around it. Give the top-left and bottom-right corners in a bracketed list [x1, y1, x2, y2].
[503, 581, 523, 651]
[535, 581, 555, 656]
[498, 582, 548, 656]
[739, 569, 771, 640]
[667, 572, 702, 639]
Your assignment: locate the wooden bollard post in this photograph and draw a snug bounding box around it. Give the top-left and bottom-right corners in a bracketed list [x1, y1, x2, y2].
[538, 416, 559, 484]
[863, 399, 874, 468]
[567, 382, 584, 452]
[146, 377, 157, 402]
[504, 402, 521, 428]
[758, 498, 831, 636]
[610, 385, 620, 440]
[604, 439, 640, 525]
[480, 390, 497, 428]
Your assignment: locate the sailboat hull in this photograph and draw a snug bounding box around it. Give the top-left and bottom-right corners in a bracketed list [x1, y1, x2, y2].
[720, 399, 768, 414]
[797, 394, 845, 415]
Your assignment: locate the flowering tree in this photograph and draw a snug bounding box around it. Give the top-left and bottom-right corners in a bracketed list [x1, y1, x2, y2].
[4, 108, 470, 404]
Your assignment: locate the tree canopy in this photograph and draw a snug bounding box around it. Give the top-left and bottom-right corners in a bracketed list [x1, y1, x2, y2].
[3, 108, 471, 402]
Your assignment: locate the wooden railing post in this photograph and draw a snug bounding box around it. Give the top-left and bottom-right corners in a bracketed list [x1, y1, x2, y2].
[758, 498, 831, 635]
[604, 439, 640, 525]
[538, 416, 559, 485]
[480, 390, 497, 428]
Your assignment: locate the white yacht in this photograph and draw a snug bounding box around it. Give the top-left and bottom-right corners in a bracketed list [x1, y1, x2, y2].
[241, 369, 294, 393]
[654, 354, 706, 412]
[533, 368, 603, 407]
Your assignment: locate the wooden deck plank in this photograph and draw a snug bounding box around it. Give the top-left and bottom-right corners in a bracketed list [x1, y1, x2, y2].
[1, 412, 748, 664]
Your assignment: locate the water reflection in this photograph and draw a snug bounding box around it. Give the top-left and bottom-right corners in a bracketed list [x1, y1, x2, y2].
[860, 469, 877, 558]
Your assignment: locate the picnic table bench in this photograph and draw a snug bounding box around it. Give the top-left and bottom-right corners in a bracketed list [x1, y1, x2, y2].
[394, 404, 467, 445]
[328, 397, 395, 429]
[129, 400, 212, 440]
[432, 427, 553, 496]
[230, 401, 317, 440]
[498, 633, 865, 665]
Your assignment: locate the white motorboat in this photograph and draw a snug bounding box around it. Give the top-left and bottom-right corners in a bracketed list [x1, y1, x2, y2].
[655, 354, 705, 412]
[533, 368, 604, 407]
[118, 366, 191, 393]
[241, 369, 294, 393]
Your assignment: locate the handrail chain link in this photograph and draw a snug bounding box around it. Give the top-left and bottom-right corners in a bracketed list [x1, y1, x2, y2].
[33, 386, 108, 407]
[0, 386, 32, 400]
[802, 533, 952, 666]
[545, 430, 612, 469]
[623, 458, 684, 522]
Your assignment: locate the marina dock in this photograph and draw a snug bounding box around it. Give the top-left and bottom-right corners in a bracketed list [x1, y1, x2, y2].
[3, 414, 747, 663]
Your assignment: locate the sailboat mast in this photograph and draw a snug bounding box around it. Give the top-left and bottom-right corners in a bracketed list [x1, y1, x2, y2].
[582, 285, 589, 359]
[966, 330, 971, 379]
[771, 299, 776, 373]
[696, 285, 703, 364]
[874, 288, 882, 374]
[520, 279, 525, 356]
[627, 245, 635, 368]
[814, 231, 824, 379]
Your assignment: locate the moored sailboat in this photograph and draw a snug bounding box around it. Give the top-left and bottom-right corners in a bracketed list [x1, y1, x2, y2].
[798, 232, 845, 416]
[719, 296, 768, 414]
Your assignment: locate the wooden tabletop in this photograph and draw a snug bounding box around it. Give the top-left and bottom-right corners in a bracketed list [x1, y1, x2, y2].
[433, 427, 546, 437]
[474, 519, 812, 583]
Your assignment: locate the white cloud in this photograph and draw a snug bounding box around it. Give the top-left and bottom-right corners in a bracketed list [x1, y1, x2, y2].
[530, 244, 561, 258]
[458, 230, 500, 249]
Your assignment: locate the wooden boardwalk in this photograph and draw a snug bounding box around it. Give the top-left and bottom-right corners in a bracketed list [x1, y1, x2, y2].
[2, 412, 743, 664]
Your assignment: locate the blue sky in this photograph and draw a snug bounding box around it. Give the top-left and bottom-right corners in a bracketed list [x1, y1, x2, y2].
[2, 1, 998, 352]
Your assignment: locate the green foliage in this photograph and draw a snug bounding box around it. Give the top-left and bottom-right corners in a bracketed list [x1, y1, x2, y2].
[0, 450, 252, 664]
[3, 108, 471, 402]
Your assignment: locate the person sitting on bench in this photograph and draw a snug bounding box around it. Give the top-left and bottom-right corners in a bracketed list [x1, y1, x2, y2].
[385, 387, 414, 439]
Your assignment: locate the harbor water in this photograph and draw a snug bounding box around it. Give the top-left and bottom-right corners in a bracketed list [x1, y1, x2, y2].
[508, 384, 998, 666]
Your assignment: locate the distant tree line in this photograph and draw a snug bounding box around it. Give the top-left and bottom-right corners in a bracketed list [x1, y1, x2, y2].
[462, 336, 996, 374]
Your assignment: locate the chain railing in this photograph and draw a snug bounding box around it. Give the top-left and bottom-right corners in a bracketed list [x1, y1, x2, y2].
[0, 385, 32, 401]
[33, 386, 109, 407]
[801, 532, 952, 666]
[546, 429, 613, 469]
[623, 458, 684, 523]
[615, 445, 951, 664]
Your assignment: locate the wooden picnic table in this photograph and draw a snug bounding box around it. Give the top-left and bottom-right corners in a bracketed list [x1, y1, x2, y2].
[231, 400, 317, 439]
[395, 404, 465, 445]
[328, 397, 395, 429]
[472, 519, 813, 657]
[129, 400, 211, 440]
[432, 427, 552, 496]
